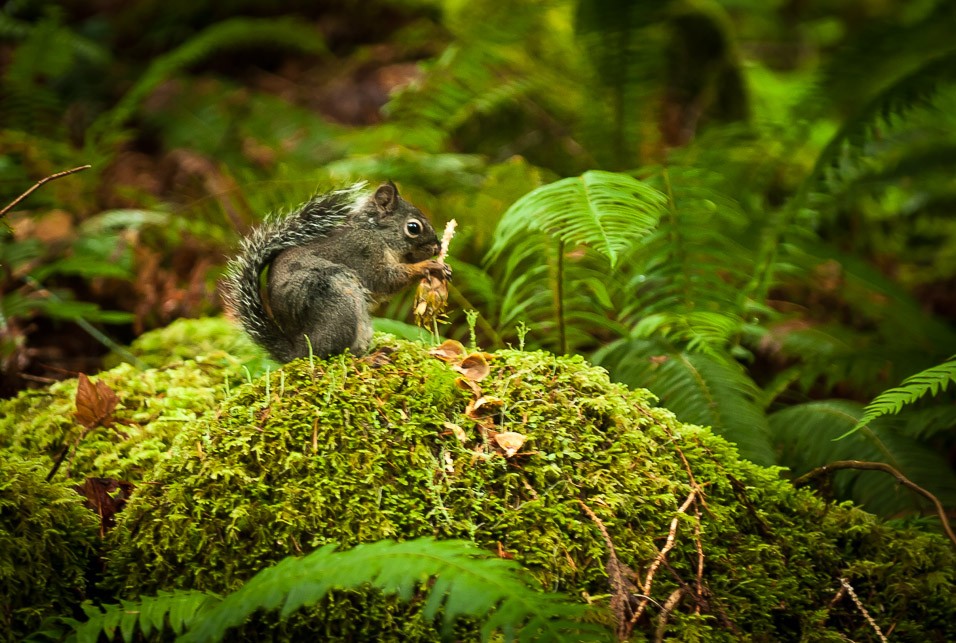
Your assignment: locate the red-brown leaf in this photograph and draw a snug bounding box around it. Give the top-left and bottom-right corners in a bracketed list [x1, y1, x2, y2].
[74, 373, 118, 429]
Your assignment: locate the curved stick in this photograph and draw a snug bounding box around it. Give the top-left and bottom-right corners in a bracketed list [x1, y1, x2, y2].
[793, 459, 955, 549]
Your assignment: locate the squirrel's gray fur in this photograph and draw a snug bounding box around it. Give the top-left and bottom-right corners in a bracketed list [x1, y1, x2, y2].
[223, 182, 448, 362]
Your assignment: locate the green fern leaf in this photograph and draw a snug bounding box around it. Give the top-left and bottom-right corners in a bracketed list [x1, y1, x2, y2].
[488, 170, 666, 268]
[847, 355, 956, 436]
[179, 538, 605, 642]
[770, 400, 956, 516]
[594, 339, 775, 465]
[806, 49, 956, 191]
[72, 590, 216, 643]
[386, 43, 537, 137]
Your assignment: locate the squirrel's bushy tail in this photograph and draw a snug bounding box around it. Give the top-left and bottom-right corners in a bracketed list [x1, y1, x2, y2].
[222, 185, 364, 361]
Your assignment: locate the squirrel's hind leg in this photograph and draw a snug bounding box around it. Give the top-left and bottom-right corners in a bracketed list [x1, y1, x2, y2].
[268, 258, 373, 360]
[305, 271, 373, 358]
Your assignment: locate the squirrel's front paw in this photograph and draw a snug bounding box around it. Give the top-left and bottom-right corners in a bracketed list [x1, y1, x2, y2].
[424, 260, 452, 281]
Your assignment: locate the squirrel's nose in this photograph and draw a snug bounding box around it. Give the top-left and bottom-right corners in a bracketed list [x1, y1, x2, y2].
[431, 242, 440, 256]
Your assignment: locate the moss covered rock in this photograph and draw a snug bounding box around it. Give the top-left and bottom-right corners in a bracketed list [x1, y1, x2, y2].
[107, 316, 268, 370]
[0, 318, 263, 484]
[0, 457, 99, 641]
[104, 341, 956, 641]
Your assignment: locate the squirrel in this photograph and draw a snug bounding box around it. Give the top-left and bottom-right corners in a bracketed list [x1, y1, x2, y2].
[223, 181, 451, 363]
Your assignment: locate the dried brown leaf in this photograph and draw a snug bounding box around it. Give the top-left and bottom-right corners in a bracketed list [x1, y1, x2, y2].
[74, 373, 118, 429]
[452, 352, 491, 381]
[429, 339, 466, 362]
[74, 477, 134, 536]
[494, 431, 527, 457]
[443, 421, 469, 443]
[466, 395, 504, 421]
[455, 377, 483, 397]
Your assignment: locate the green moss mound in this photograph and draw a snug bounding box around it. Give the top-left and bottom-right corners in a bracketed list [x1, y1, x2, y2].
[104, 341, 956, 641]
[107, 316, 269, 370]
[0, 318, 258, 484]
[0, 457, 99, 641]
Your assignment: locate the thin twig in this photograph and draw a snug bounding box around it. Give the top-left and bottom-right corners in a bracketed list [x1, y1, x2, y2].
[578, 498, 636, 639]
[629, 489, 697, 629]
[793, 459, 956, 549]
[839, 577, 888, 643]
[669, 441, 707, 613]
[0, 165, 91, 220]
[692, 502, 704, 614]
[672, 440, 708, 507]
[653, 588, 685, 643]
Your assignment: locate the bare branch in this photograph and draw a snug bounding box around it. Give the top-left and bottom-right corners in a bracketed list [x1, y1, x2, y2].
[793, 460, 956, 549]
[629, 489, 697, 630]
[0, 165, 92, 220]
[653, 588, 685, 643]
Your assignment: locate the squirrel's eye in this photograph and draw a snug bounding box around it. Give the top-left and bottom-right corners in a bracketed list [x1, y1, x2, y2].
[405, 219, 423, 237]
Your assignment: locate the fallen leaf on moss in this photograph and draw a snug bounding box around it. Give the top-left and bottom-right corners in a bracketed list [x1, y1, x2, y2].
[452, 353, 491, 381]
[466, 395, 504, 421]
[74, 477, 134, 536]
[455, 377, 483, 397]
[493, 431, 527, 457]
[362, 347, 396, 367]
[75, 373, 119, 429]
[429, 339, 466, 362]
[497, 541, 515, 559]
[443, 421, 469, 443]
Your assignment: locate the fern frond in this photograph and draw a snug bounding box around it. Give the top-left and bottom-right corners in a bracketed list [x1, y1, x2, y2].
[594, 339, 775, 465]
[770, 401, 956, 516]
[849, 355, 956, 435]
[182, 538, 604, 642]
[630, 311, 744, 359]
[90, 17, 328, 140]
[815, 1, 956, 116]
[618, 166, 756, 319]
[805, 49, 956, 192]
[487, 170, 667, 268]
[386, 43, 537, 138]
[769, 240, 956, 396]
[64, 539, 605, 641]
[71, 590, 217, 643]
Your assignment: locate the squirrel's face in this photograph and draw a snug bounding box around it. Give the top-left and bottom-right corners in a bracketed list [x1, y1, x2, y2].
[368, 182, 440, 261]
[400, 214, 440, 261]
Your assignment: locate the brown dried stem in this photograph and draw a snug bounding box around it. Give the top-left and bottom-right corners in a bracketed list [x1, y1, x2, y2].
[628, 489, 698, 630]
[578, 498, 637, 639]
[793, 459, 956, 549]
[0, 165, 91, 220]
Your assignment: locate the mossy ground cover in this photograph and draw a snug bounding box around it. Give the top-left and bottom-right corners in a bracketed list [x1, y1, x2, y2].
[95, 327, 955, 641]
[0, 457, 99, 641]
[0, 317, 268, 484]
[1, 318, 953, 640]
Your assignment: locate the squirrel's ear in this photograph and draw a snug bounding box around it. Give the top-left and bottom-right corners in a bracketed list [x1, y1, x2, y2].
[372, 181, 399, 215]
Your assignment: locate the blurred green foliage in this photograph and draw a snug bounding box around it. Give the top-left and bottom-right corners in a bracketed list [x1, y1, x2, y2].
[1, 0, 955, 520]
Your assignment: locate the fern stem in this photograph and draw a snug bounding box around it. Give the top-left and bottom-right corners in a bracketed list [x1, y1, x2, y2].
[555, 238, 567, 354]
[661, 168, 689, 306]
